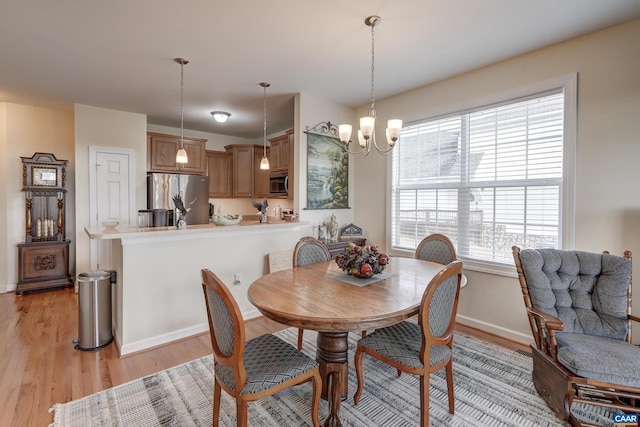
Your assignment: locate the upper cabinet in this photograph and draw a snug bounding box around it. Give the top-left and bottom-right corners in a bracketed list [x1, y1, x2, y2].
[224, 144, 256, 198]
[147, 132, 207, 175]
[254, 148, 271, 199]
[206, 150, 232, 198]
[268, 128, 293, 172]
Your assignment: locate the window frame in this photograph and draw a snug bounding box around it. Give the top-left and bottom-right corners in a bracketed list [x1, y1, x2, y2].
[386, 74, 577, 277]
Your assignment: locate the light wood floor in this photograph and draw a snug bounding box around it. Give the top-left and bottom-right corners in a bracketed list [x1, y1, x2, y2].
[0, 288, 529, 427]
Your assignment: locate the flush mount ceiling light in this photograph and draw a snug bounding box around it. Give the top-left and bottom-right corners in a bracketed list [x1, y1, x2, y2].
[338, 16, 402, 155]
[211, 111, 231, 123]
[259, 82, 270, 170]
[175, 58, 189, 164]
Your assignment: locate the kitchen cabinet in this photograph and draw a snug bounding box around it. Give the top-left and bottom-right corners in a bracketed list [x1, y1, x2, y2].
[147, 132, 207, 175]
[225, 144, 258, 198]
[268, 128, 293, 172]
[254, 148, 271, 198]
[206, 150, 232, 198]
[268, 129, 294, 200]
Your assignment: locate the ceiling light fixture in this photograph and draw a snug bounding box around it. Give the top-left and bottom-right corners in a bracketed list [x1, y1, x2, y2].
[259, 82, 270, 170]
[175, 58, 189, 164]
[338, 16, 402, 155]
[211, 111, 231, 123]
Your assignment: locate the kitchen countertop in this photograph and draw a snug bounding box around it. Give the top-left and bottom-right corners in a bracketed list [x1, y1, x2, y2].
[85, 219, 307, 243]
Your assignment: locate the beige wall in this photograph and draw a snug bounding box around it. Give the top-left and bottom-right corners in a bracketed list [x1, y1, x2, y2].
[0, 103, 75, 292]
[74, 104, 147, 277]
[352, 19, 640, 342]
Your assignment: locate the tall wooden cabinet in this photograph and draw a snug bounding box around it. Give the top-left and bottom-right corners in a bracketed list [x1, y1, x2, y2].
[254, 148, 271, 198]
[206, 150, 232, 198]
[147, 132, 207, 175]
[17, 153, 73, 295]
[268, 129, 294, 199]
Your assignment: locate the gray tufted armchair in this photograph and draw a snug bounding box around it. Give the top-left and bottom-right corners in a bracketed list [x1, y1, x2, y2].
[512, 247, 640, 425]
[201, 269, 322, 427]
[292, 237, 331, 350]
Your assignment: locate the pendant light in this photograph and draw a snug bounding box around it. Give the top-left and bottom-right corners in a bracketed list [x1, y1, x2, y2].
[175, 58, 189, 164]
[259, 82, 270, 170]
[338, 16, 402, 155]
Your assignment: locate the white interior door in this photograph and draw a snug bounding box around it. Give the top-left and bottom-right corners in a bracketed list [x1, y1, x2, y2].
[89, 147, 135, 269]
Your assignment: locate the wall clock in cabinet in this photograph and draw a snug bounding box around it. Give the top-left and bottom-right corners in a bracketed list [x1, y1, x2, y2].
[18, 152, 73, 294]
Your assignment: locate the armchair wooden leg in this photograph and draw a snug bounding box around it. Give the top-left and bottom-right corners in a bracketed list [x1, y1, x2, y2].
[237, 400, 248, 427]
[310, 371, 322, 427]
[420, 374, 430, 427]
[297, 328, 304, 350]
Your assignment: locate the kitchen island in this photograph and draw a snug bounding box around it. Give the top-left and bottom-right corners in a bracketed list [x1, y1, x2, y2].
[85, 219, 309, 356]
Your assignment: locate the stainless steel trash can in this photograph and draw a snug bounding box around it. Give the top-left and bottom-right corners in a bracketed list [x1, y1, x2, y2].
[74, 270, 116, 351]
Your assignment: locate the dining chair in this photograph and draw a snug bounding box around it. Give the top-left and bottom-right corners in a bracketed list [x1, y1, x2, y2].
[415, 233, 457, 264]
[292, 236, 331, 350]
[201, 269, 322, 427]
[353, 260, 463, 427]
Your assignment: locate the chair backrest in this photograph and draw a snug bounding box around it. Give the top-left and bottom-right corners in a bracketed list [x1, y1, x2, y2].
[201, 269, 247, 389]
[415, 234, 457, 265]
[512, 247, 633, 343]
[418, 260, 463, 357]
[293, 236, 331, 267]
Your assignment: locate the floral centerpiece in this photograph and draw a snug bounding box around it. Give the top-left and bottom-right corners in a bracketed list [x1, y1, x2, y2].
[335, 243, 389, 279]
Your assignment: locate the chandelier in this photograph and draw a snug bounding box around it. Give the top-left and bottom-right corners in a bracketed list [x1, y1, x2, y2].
[338, 16, 402, 155]
[175, 58, 189, 164]
[259, 82, 270, 170]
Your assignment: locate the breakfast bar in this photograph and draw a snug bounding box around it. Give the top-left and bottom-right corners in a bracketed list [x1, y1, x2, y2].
[85, 219, 308, 356]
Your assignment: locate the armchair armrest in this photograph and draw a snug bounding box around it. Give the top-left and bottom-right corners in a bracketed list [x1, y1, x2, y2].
[526, 307, 563, 359]
[628, 314, 640, 324]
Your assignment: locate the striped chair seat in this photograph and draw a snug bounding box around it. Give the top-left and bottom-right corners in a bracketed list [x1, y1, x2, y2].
[216, 334, 319, 394]
[358, 321, 452, 370]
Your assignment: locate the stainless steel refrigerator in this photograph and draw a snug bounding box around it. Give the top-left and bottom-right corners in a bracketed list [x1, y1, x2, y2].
[147, 173, 209, 225]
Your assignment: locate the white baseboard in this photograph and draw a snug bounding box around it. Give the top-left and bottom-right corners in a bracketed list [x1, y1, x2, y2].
[456, 314, 533, 346]
[1, 284, 16, 293]
[119, 322, 210, 356]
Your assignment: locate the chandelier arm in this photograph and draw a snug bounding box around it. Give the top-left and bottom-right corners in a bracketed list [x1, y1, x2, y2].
[371, 132, 395, 155]
[342, 140, 370, 156]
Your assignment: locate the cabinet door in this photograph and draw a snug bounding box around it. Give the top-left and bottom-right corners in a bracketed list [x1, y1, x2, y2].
[179, 139, 207, 174]
[286, 130, 294, 200]
[230, 145, 254, 197]
[206, 151, 232, 198]
[148, 134, 179, 172]
[254, 150, 270, 198]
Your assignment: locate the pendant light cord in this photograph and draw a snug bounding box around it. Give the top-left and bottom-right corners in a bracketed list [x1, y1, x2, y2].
[180, 62, 184, 149]
[370, 21, 376, 113]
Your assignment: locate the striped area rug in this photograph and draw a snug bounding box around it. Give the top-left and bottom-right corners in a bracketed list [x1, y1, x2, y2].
[50, 328, 615, 426]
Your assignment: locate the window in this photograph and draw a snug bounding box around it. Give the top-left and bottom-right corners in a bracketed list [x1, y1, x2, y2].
[391, 76, 576, 271]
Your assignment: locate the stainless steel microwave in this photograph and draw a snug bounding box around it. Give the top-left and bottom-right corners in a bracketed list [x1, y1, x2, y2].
[269, 173, 288, 195]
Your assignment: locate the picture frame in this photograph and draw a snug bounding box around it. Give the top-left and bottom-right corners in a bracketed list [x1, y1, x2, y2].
[32, 167, 58, 187]
[304, 121, 349, 209]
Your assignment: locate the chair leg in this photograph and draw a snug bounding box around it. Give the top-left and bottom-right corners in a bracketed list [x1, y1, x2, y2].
[420, 374, 430, 427]
[297, 328, 304, 350]
[213, 379, 221, 427]
[353, 347, 365, 405]
[445, 360, 455, 414]
[236, 399, 248, 427]
[310, 371, 322, 427]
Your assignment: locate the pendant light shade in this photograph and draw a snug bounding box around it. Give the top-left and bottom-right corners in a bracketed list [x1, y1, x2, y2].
[259, 82, 270, 170]
[175, 58, 189, 164]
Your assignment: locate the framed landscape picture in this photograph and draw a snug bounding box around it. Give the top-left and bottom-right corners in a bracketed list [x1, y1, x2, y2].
[305, 122, 349, 209]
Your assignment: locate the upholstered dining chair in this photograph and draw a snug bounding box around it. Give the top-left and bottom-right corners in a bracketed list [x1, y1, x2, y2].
[512, 247, 640, 426]
[353, 260, 463, 427]
[201, 269, 322, 427]
[415, 233, 457, 265]
[292, 236, 331, 350]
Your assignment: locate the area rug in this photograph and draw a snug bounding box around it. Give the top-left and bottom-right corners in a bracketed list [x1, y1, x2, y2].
[50, 328, 615, 426]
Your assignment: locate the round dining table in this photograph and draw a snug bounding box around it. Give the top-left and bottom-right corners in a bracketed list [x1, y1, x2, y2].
[248, 256, 447, 427]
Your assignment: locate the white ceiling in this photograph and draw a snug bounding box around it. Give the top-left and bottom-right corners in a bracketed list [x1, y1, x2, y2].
[1, 0, 639, 139]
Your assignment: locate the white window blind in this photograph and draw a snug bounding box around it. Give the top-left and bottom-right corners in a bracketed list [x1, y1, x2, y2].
[391, 90, 565, 264]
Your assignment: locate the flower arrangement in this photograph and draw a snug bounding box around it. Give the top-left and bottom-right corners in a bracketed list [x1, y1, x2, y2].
[335, 243, 389, 279]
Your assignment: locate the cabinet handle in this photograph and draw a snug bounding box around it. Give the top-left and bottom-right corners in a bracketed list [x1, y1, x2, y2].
[284, 176, 289, 193]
